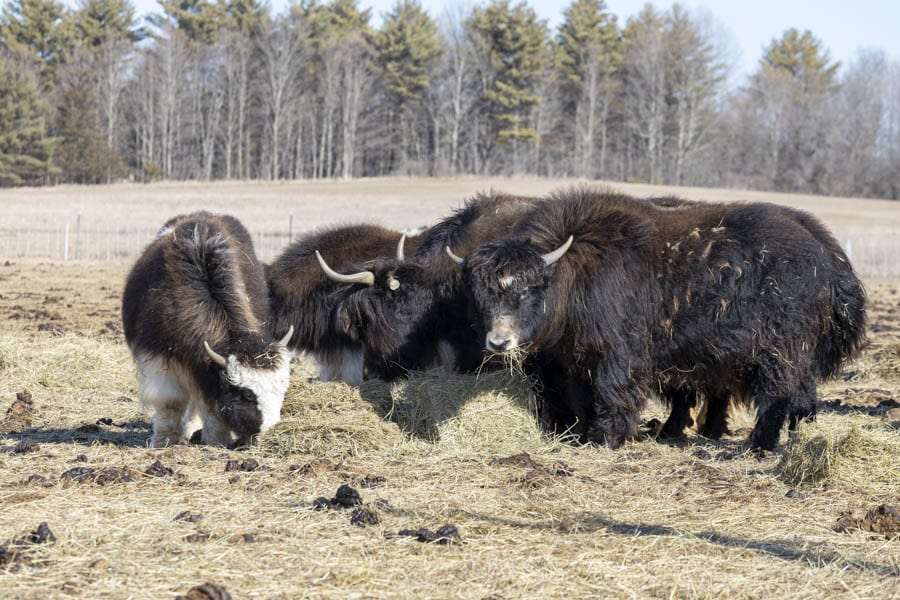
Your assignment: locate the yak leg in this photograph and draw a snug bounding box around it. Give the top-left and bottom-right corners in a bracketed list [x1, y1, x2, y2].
[535, 362, 589, 440]
[588, 360, 645, 449]
[697, 389, 732, 440]
[137, 354, 189, 448]
[197, 401, 234, 447]
[659, 387, 696, 439]
[788, 375, 817, 431]
[746, 361, 800, 451]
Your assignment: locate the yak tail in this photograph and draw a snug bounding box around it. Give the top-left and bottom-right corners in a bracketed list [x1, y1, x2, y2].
[815, 265, 867, 380]
[171, 220, 258, 338]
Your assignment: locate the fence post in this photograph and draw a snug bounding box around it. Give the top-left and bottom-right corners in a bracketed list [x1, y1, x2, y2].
[289, 214, 294, 242]
[64, 223, 70, 261]
[845, 240, 853, 261]
[75, 214, 81, 259]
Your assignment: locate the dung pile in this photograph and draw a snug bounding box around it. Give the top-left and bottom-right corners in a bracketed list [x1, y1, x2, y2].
[260, 368, 551, 459]
[777, 424, 900, 491]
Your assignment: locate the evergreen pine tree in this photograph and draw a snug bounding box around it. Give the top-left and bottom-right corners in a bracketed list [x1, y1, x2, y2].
[761, 28, 838, 91]
[0, 56, 56, 186]
[0, 0, 73, 87]
[155, 0, 224, 44]
[74, 0, 143, 47]
[468, 0, 548, 157]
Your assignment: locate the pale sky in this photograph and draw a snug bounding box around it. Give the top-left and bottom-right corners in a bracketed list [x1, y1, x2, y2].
[114, 0, 900, 77]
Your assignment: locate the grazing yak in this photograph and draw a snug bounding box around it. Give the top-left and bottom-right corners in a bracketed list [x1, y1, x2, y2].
[267, 224, 420, 385]
[123, 212, 294, 448]
[451, 189, 865, 450]
[314, 192, 539, 380]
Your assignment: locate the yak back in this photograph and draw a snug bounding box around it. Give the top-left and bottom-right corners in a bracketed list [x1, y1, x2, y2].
[123, 212, 272, 369]
[267, 224, 420, 353]
[415, 191, 540, 289]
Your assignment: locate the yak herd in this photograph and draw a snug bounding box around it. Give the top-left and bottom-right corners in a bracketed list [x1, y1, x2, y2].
[121, 187, 867, 452]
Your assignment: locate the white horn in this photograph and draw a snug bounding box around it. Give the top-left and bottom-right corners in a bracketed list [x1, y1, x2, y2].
[204, 341, 228, 367]
[397, 234, 407, 262]
[277, 325, 294, 347]
[315, 251, 375, 286]
[542, 235, 574, 266]
[445, 246, 465, 266]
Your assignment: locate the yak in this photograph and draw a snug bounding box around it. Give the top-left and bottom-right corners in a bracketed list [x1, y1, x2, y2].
[314, 192, 539, 380]
[267, 224, 420, 385]
[123, 212, 294, 448]
[452, 189, 866, 450]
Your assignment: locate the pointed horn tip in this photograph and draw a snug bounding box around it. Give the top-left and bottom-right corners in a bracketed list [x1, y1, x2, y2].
[204, 341, 228, 367]
[445, 246, 465, 266]
[315, 250, 375, 286]
[278, 325, 294, 347]
[397, 234, 407, 262]
[542, 235, 574, 266]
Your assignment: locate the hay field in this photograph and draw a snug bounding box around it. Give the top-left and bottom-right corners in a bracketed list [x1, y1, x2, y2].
[0, 180, 899, 599]
[0, 177, 898, 275]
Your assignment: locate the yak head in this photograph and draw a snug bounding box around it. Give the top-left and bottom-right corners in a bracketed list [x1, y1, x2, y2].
[450, 235, 573, 354]
[203, 326, 294, 442]
[316, 236, 441, 380]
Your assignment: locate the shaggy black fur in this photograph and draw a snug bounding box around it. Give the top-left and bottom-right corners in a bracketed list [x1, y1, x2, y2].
[327, 193, 539, 380]
[461, 189, 866, 450]
[267, 224, 421, 381]
[122, 212, 287, 437]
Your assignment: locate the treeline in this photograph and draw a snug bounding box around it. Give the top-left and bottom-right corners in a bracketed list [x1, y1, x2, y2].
[1, 0, 899, 200]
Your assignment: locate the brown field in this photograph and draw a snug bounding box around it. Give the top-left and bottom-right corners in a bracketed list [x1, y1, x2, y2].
[0, 180, 898, 599]
[0, 177, 898, 275]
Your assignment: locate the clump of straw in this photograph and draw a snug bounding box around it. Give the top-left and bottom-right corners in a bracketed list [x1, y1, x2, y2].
[777, 424, 900, 491]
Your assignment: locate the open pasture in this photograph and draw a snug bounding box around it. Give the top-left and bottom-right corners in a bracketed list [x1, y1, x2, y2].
[0, 179, 898, 599]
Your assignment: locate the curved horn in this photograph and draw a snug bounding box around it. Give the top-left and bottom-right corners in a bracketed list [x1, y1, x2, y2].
[445, 246, 465, 266]
[315, 251, 375, 286]
[396, 234, 407, 262]
[277, 325, 294, 348]
[204, 341, 228, 367]
[541, 235, 574, 266]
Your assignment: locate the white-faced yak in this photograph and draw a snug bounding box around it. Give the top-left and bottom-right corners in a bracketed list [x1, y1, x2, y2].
[123, 212, 293, 448]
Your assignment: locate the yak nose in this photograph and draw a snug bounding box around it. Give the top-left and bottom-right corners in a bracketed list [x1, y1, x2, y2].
[486, 335, 514, 353]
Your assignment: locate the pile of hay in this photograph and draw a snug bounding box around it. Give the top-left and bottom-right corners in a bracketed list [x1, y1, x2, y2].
[260, 368, 554, 459]
[777, 423, 900, 491]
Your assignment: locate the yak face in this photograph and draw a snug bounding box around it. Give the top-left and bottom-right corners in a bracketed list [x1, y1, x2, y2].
[462, 236, 573, 355]
[331, 258, 438, 379]
[205, 335, 293, 438]
[465, 240, 553, 353]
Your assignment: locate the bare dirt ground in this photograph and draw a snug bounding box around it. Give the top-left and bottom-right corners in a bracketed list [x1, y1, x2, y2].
[0, 181, 898, 599]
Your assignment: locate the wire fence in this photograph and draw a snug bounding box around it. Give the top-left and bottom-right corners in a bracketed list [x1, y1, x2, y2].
[0, 216, 897, 278]
[0, 216, 299, 263]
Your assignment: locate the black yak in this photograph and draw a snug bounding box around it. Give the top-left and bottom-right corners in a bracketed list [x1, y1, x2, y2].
[267, 224, 420, 385]
[315, 192, 539, 380]
[453, 189, 866, 450]
[123, 212, 294, 447]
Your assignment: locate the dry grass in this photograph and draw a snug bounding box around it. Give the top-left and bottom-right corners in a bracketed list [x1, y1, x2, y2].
[0, 328, 898, 598]
[1, 177, 899, 275]
[778, 424, 900, 492]
[0, 264, 898, 598]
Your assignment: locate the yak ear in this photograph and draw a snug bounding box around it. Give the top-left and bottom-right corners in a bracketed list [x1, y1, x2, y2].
[335, 305, 357, 339]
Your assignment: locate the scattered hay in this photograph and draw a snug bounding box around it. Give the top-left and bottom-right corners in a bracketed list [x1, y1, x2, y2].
[261, 368, 554, 459]
[259, 379, 403, 458]
[777, 424, 900, 490]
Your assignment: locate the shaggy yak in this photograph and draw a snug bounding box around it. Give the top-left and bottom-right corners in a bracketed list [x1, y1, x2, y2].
[314, 192, 539, 380]
[123, 212, 294, 447]
[267, 224, 420, 385]
[451, 189, 866, 450]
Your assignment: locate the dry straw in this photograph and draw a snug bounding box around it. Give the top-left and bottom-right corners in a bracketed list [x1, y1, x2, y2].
[260, 367, 558, 460]
[777, 423, 900, 491]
